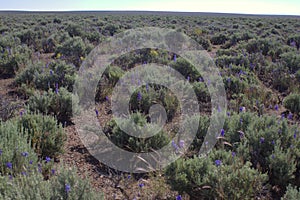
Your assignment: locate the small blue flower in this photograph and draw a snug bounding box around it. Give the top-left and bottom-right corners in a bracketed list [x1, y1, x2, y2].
[232, 152, 236, 157]
[45, 156, 51, 163]
[6, 162, 12, 169]
[215, 160, 221, 167]
[220, 129, 225, 137]
[171, 140, 178, 150]
[176, 195, 182, 200]
[260, 137, 265, 144]
[179, 140, 185, 148]
[271, 140, 275, 145]
[274, 104, 279, 111]
[21, 152, 29, 157]
[288, 113, 293, 120]
[187, 76, 190, 82]
[29, 160, 33, 164]
[95, 109, 99, 117]
[137, 91, 142, 101]
[65, 184, 71, 193]
[139, 183, 144, 188]
[173, 54, 177, 62]
[21, 171, 27, 176]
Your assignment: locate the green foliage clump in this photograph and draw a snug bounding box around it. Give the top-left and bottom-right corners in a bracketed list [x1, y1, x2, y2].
[284, 93, 300, 115]
[15, 60, 76, 92]
[0, 165, 102, 200]
[0, 120, 38, 176]
[15, 113, 66, 159]
[282, 185, 300, 200]
[165, 150, 268, 199]
[104, 112, 170, 153]
[28, 87, 80, 122]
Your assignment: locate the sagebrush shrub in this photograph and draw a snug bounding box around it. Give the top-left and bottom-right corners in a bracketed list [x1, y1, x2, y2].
[16, 113, 66, 159]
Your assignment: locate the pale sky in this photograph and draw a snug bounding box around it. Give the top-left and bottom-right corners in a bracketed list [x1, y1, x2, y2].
[0, 0, 299, 15]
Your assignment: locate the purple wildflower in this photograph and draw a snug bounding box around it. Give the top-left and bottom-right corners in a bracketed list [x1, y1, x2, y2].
[288, 113, 293, 120]
[220, 129, 225, 137]
[215, 160, 222, 167]
[174, 54, 177, 62]
[50, 70, 53, 75]
[179, 140, 185, 148]
[139, 183, 144, 188]
[294, 132, 297, 139]
[95, 109, 99, 117]
[65, 184, 71, 193]
[0, 149, 2, 156]
[105, 96, 109, 101]
[45, 156, 51, 163]
[172, 140, 178, 150]
[6, 162, 12, 169]
[21, 152, 29, 157]
[260, 137, 265, 144]
[21, 171, 27, 176]
[29, 160, 33, 164]
[137, 91, 142, 101]
[176, 195, 182, 200]
[274, 104, 279, 111]
[51, 169, 56, 175]
[232, 152, 236, 157]
[271, 140, 275, 145]
[187, 76, 190, 82]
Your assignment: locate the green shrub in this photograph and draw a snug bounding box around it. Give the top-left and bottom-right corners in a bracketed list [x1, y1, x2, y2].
[165, 150, 268, 199]
[28, 87, 80, 122]
[15, 60, 76, 92]
[0, 120, 38, 176]
[282, 185, 300, 200]
[15, 113, 66, 159]
[284, 93, 300, 115]
[95, 65, 125, 102]
[0, 165, 102, 200]
[104, 112, 170, 153]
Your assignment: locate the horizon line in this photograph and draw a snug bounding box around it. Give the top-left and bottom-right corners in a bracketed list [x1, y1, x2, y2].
[0, 9, 300, 17]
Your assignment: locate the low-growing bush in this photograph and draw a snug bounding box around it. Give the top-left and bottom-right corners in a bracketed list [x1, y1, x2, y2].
[165, 150, 268, 199]
[0, 120, 38, 176]
[28, 87, 80, 122]
[284, 93, 300, 115]
[104, 112, 170, 153]
[16, 113, 66, 159]
[0, 165, 102, 200]
[15, 60, 76, 92]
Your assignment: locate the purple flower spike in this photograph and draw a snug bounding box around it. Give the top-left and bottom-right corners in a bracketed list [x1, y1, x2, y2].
[137, 91, 142, 101]
[95, 109, 99, 117]
[220, 129, 225, 137]
[6, 162, 12, 169]
[288, 113, 293, 120]
[45, 156, 51, 163]
[21, 152, 29, 157]
[232, 152, 236, 157]
[179, 140, 185, 148]
[260, 137, 265, 144]
[65, 184, 71, 193]
[274, 104, 279, 111]
[176, 195, 182, 200]
[174, 54, 177, 62]
[215, 160, 222, 167]
[139, 183, 144, 188]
